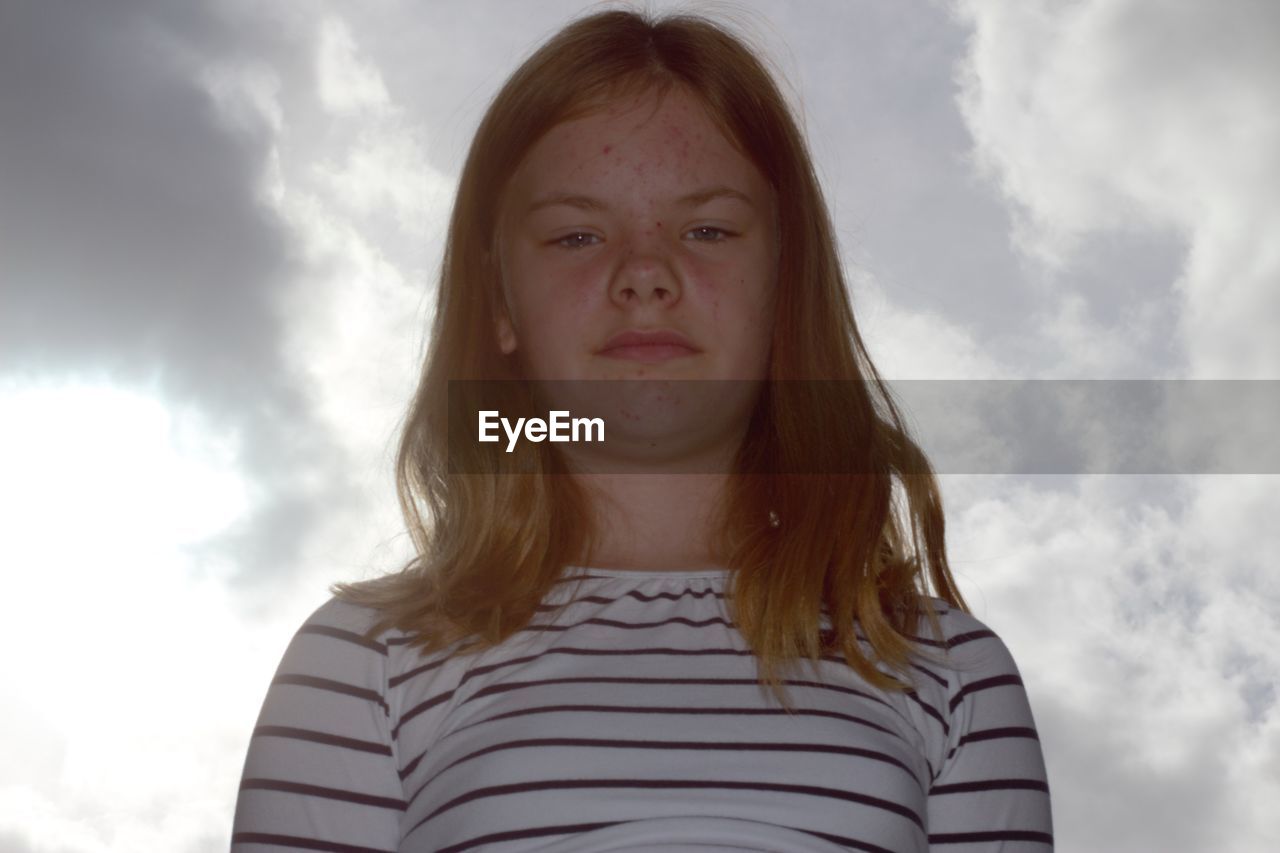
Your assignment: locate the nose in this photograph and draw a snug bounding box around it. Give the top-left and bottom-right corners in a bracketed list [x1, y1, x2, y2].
[609, 237, 682, 307]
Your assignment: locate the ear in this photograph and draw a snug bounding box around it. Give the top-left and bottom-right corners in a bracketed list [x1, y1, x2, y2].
[485, 245, 518, 355]
[494, 308, 517, 355]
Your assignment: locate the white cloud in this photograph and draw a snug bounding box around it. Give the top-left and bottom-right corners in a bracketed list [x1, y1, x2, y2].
[316, 15, 391, 115]
[4, 2, 1276, 850]
[0, 381, 284, 851]
[172, 5, 453, 593]
[849, 260, 1013, 380]
[945, 472, 1280, 852]
[264, 25, 455, 586]
[939, 12, 1280, 841]
[309, 124, 455, 234]
[949, 0, 1280, 377]
[1032, 289, 1173, 378]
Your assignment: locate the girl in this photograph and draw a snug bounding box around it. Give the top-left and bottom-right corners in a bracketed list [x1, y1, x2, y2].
[232, 8, 1053, 851]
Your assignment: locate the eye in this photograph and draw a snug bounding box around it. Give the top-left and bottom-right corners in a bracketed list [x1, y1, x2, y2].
[686, 226, 734, 242]
[553, 232, 600, 250]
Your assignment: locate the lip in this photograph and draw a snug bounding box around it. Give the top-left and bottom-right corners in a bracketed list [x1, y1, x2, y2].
[597, 328, 701, 362]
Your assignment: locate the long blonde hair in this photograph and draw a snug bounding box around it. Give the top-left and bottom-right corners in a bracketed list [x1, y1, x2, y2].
[331, 6, 967, 709]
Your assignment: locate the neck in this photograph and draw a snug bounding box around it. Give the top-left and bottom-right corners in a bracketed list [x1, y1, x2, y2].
[573, 471, 730, 571]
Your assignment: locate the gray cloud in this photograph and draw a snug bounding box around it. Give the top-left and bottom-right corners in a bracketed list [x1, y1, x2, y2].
[0, 0, 356, 591]
[1036, 698, 1222, 853]
[0, 1, 282, 379]
[948, 0, 1280, 377]
[3, 3, 1277, 850]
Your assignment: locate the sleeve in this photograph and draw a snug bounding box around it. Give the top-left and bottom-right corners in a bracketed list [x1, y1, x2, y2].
[925, 611, 1054, 850]
[230, 597, 407, 852]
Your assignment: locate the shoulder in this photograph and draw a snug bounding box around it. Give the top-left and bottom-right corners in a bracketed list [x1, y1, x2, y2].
[909, 598, 1032, 694]
[302, 595, 390, 635]
[282, 595, 400, 663]
[910, 599, 1042, 730]
[264, 596, 404, 715]
[916, 605, 1054, 839]
[915, 597, 1017, 654]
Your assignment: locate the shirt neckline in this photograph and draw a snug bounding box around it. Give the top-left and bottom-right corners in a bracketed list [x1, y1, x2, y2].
[562, 564, 732, 579]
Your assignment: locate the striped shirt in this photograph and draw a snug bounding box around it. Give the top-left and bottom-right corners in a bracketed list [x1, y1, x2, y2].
[231, 566, 1053, 852]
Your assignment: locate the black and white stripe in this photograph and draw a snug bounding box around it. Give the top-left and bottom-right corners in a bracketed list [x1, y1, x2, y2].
[232, 567, 1052, 851]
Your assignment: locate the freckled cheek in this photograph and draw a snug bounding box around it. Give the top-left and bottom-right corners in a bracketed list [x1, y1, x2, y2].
[708, 274, 773, 337]
[685, 263, 723, 295]
[558, 266, 616, 312]
[521, 261, 599, 304]
[685, 266, 748, 324]
[521, 280, 599, 344]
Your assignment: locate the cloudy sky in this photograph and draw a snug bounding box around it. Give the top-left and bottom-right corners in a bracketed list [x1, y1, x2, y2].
[1, 0, 1277, 850]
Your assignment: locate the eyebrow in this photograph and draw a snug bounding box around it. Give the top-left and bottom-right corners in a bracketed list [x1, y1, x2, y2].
[525, 185, 756, 216]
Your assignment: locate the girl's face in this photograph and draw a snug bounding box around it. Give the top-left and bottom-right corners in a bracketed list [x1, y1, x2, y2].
[495, 86, 779, 383]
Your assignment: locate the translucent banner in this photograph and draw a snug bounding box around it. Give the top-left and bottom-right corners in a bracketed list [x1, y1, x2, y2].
[446, 380, 1280, 474]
